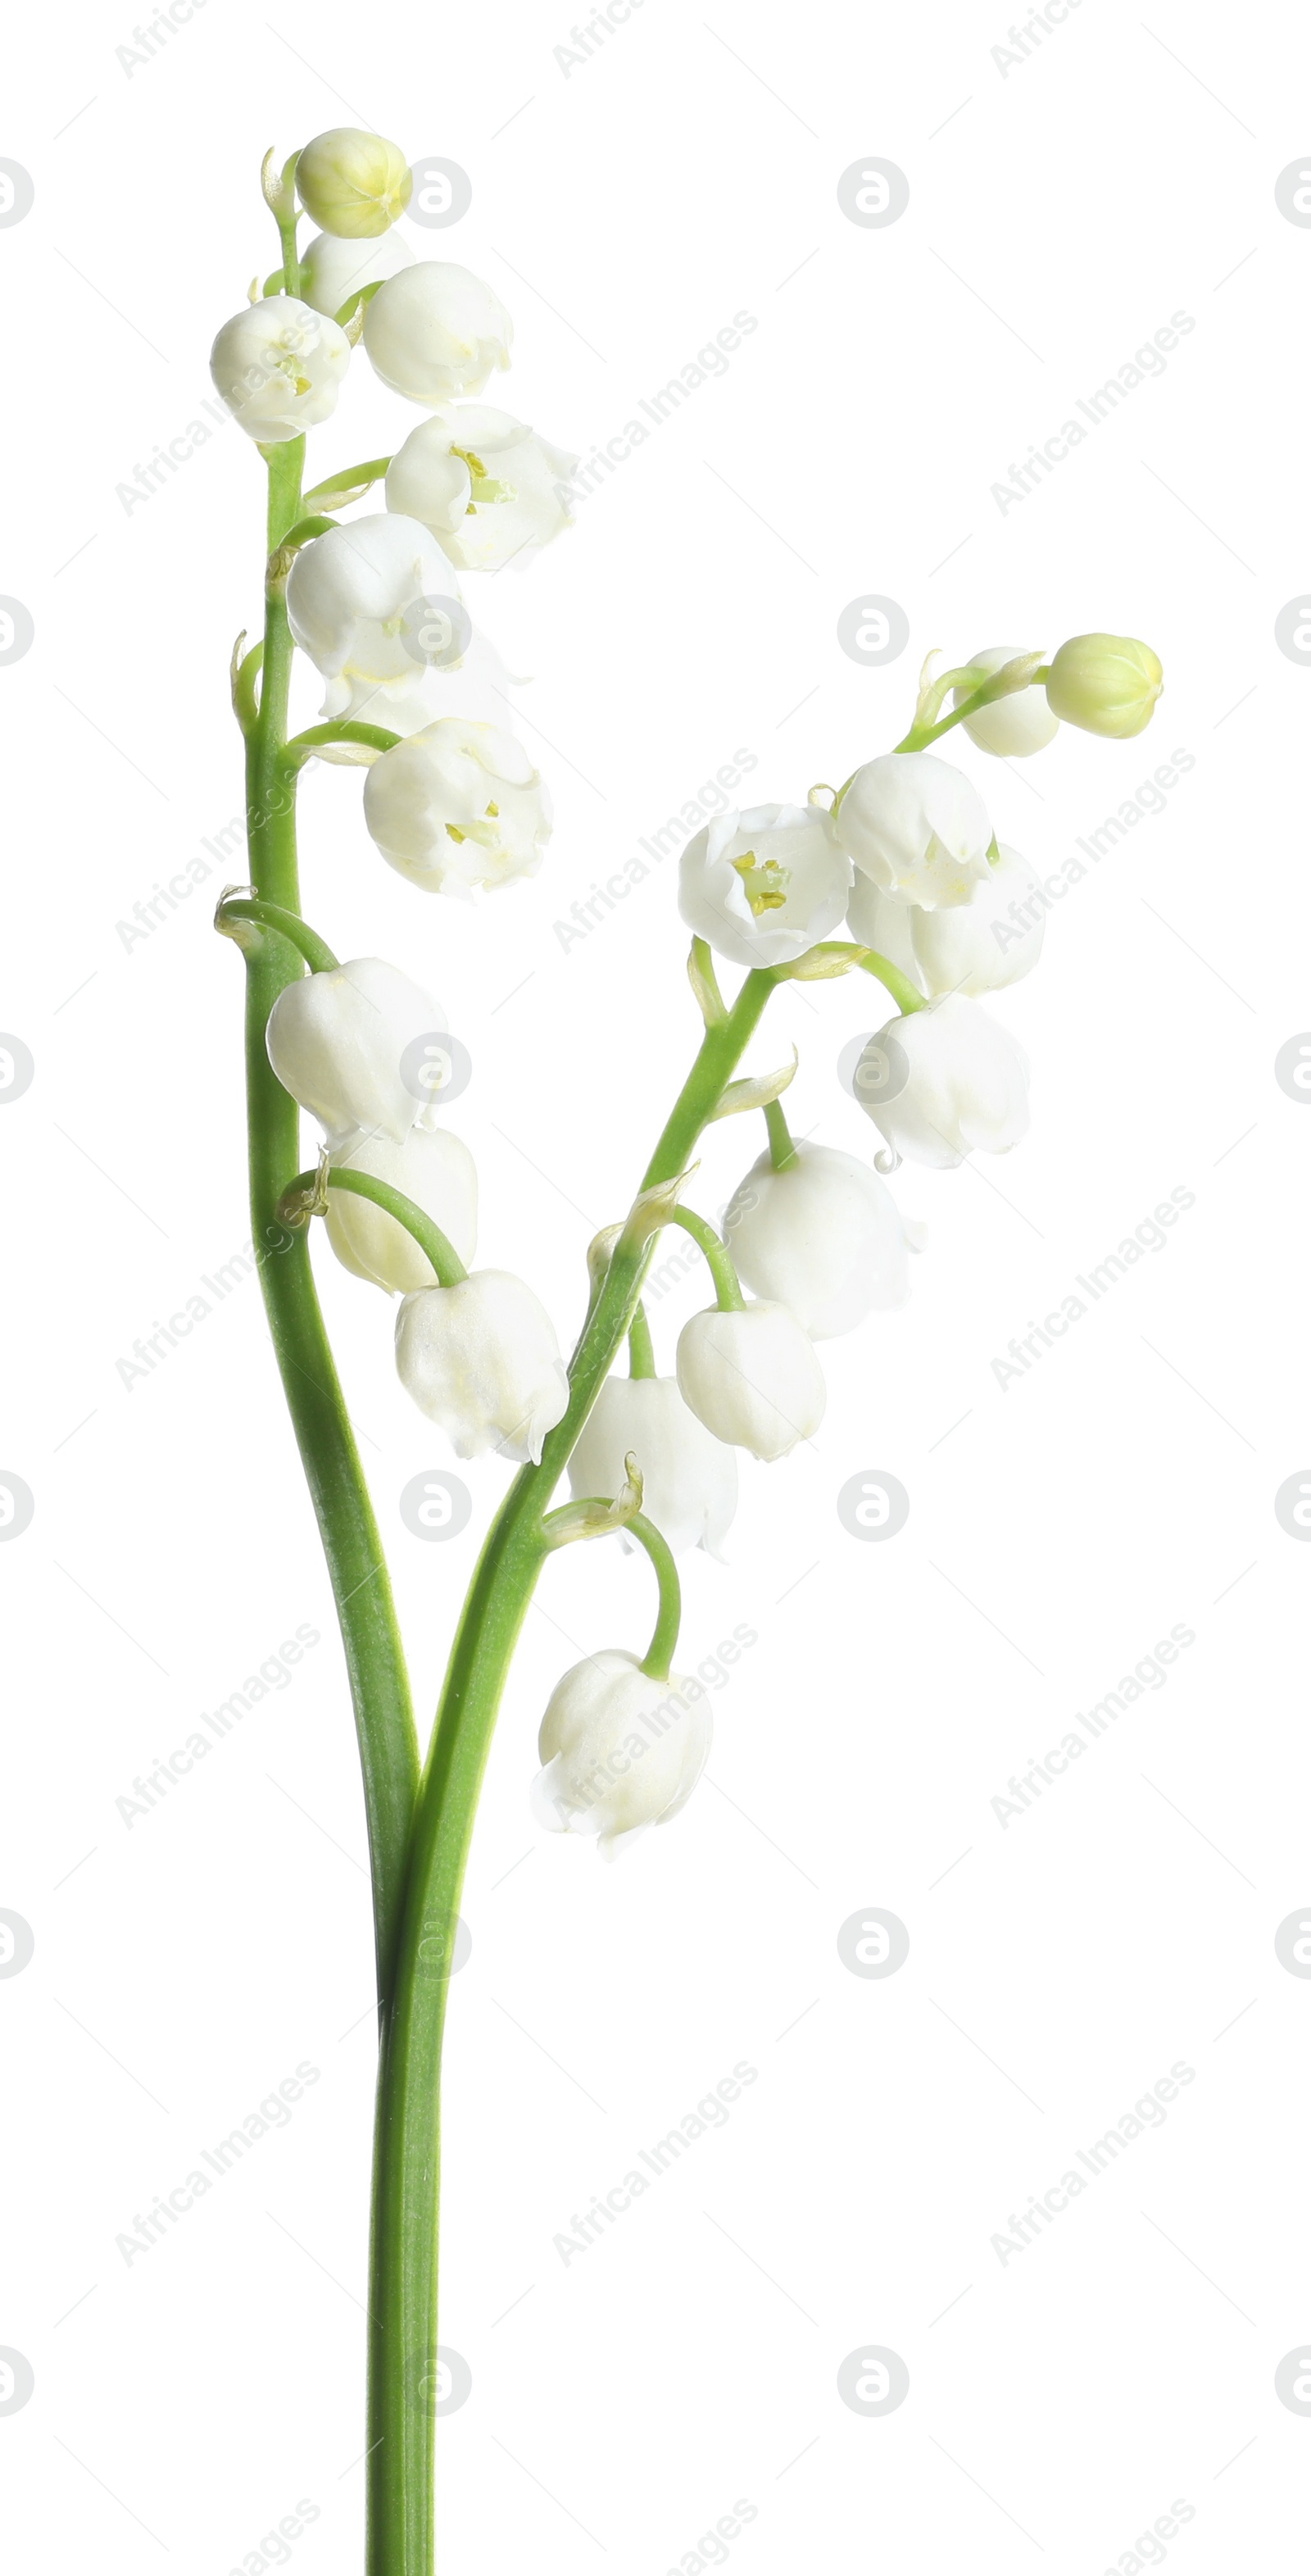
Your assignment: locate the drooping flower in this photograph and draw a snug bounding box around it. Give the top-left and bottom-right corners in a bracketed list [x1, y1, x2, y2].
[265, 957, 447, 1145]
[362, 718, 551, 895]
[678, 804, 853, 968]
[846, 875, 924, 989]
[531, 1651, 712, 1858]
[835, 752, 991, 909]
[295, 128, 412, 238]
[854, 995, 1029, 1170]
[953, 645, 1059, 756]
[284, 514, 464, 732]
[723, 1143, 913, 1338]
[325, 1126, 478, 1293]
[299, 226, 413, 320]
[567, 1377, 737, 1556]
[363, 263, 513, 405]
[909, 844, 1046, 995]
[386, 407, 579, 572]
[676, 1303, 825, 1461]
[394, 1272, 569, 1462]
[210, 298, 350, 443]
[1045, 634, 1163, 739]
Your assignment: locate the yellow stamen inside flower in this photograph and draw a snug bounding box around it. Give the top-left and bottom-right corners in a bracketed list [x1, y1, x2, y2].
[731, 852, 789, 915]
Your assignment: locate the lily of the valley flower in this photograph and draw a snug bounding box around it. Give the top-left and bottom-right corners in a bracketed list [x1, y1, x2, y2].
[296, 127, 412, 238]
[677, 1302, 825, 1461]
[394, 1271, 569, 1462]
[953, 644, 1059, 756]
[210, 297, 350, 443]
[1045, 634, 1164, 738]
[567, 1377, 737, 1556]
[385, 407, 579, 572]
[363, 262, 513, 405]
[724, 1143, 913, 1338]
[363, 718, 551, 894]
[265, 957, 447, 1145]
[846, 874, 924, 988]
[678, 804, 853, 968]
[531, 1651, 712, 1859]
[284, 514, 463, 729]
[300, 225, 413, 320]
[835, 752, 991, 909]
[909, 843, 1046, 995]
[855, 994, 1029, 1170]
[326, 1125, 478, 1294]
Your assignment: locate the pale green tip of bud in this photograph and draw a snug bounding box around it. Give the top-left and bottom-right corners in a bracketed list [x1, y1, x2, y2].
[297, 128, 412, 238]
[1045, 634, 1164, 740]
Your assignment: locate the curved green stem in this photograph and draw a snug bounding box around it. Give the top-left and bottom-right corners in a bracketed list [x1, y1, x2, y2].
[302, 455, 395, 511]
[628, 1303, 656, 1379]
[366, 965, 776, 2576]
[237, 436, 419, 2006]
[217, 896, 338, 975]
[857, 949, 926, 1015]
[892, 662, 1050, 755]
[665, 1205, 744, 1311]
[628, 1512, 681, 1679]
[280, 1165, 468, 1288]
[284, 720, 403, 769]
[764, 1096, 798, 1171]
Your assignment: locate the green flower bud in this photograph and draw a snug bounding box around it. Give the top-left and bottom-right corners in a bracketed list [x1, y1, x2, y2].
[297, 128, 411, 238]
[1045, 634, 1164, 739]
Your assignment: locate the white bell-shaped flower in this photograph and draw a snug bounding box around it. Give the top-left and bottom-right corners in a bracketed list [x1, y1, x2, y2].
[676, 1303, 825, 1461]
[386, 407, 579, 571]
[846, 874, 924, 990]
[531, 1650, 712, 1859]
[326, 1126, 477, 1293]
[910, 844, 1046, 995]
[362, 718, 551, 895]
[395, 1271, 569, 1463]
[724, 1143, 912, 1338]
[210, 297, 350, 443]
[285, 516, 463, 731]
[363, 262, 513, 404]
[855, 995, 1029, 1170]
[954, 646, 1059, 756]
[265, 958, 447, 1146]
[567, 1377, 737, 1556]
[299, 226, 414, 320]
[835, 752, 991, 909]
[678, 804, 853, 968]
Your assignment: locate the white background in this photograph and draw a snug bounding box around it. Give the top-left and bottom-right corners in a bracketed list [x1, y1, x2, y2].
[2, 1, 1310, 2568]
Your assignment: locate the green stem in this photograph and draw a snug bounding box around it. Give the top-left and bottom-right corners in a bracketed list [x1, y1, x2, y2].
[284, 720, 403, 769]
[628, 1304, 656, 1379]
[218, 896, 339, 975]
[857, 949, 925, 1015]
[281, 1166, 468, 1287]
[628, 1511, 681, 1679]
[892, 663, 1050, 755]
[764, 1096, 798, 1171]
[365, 965, 776, 2576]
[238, 436, 419, 2006]
[302, 456, 395, 511]
[665, 1205, 744, 1311]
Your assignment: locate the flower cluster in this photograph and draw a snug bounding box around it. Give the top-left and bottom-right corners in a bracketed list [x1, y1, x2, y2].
[217, 131, 1163, 1863]
[210, 125, 575, 889]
